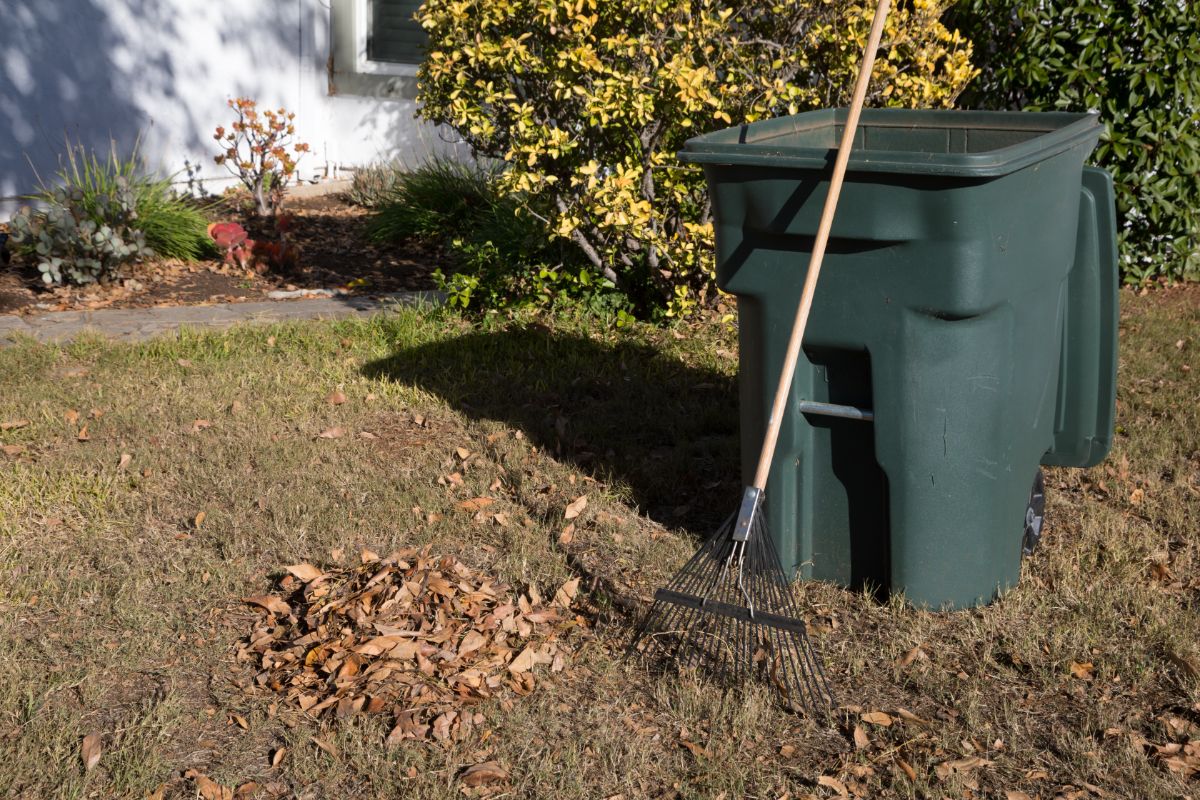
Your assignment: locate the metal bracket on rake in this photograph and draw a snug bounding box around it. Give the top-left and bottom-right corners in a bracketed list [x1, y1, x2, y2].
[732, 486, 762, 543]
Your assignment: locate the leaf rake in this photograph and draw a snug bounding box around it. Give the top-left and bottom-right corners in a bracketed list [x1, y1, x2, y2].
[630, 0, 893, 716]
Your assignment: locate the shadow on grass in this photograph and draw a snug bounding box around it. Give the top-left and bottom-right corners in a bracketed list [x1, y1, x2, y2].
[362, 324, 742, 535]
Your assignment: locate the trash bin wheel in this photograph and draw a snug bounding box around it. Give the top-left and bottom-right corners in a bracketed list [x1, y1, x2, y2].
[1022, 469, 1046, 556]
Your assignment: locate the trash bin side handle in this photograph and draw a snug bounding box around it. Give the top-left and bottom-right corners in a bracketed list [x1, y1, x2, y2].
[752, 0, 892, 491]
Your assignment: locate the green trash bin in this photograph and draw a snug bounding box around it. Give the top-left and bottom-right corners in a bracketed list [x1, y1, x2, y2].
[680, 109, 1118, 609]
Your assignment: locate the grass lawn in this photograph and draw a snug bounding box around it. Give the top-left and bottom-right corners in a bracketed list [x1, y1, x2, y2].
[0, 288, 1197, 799]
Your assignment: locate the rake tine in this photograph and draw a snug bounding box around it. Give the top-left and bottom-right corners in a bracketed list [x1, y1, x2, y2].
[632, 499, 834, 717]
[760, 531, 834, 710]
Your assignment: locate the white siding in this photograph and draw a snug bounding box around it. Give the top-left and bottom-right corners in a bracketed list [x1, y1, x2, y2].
[0, 0, 460, 216]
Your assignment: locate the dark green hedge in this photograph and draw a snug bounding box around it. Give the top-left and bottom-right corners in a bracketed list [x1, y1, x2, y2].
[951, 0, 1200, 283]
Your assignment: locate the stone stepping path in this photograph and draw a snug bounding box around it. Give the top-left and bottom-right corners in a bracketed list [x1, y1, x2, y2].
[0, 292, 440, 346]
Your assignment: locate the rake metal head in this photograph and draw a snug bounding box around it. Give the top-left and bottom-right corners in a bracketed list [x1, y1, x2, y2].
[630, 490, 835, 716]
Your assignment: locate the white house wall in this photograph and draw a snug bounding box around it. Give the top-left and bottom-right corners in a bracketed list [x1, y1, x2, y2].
[0, 0, 461, 217]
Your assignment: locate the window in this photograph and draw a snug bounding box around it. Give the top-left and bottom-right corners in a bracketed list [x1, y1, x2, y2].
[367, 0, 426, 67]
[330, 0, 425, 97]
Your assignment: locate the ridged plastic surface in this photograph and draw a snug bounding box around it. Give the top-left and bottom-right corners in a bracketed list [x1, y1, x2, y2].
[687, 108, 1112, 609]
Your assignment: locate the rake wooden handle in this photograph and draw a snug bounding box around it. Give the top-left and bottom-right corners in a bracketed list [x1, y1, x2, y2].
[751, 0, 892, 491]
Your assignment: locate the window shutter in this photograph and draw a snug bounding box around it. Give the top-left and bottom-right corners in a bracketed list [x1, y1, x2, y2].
[368, 0, 426, 65]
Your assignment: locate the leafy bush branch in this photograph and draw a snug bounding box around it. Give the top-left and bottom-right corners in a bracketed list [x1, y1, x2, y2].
[416, 0, 976, 316]
[952, 0, 1200, 283]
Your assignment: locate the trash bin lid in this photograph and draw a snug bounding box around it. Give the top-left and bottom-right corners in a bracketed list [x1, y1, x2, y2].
[679, 109, 1101, 178]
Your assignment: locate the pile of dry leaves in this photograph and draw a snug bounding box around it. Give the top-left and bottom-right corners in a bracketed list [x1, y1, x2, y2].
[237, 547, 584, 746]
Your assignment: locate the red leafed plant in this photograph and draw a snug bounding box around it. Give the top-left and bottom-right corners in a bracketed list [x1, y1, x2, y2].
[252, 240, 300, 273]
[207, 219, 301, 274]
[207, 221, 256, 271]
[214, 98, 310, 216]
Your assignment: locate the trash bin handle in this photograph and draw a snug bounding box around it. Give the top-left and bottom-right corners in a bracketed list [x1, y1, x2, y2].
[752, 0, 891, 491]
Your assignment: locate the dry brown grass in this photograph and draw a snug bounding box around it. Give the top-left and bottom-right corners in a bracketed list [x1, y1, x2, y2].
[0, 288, 1197, 799]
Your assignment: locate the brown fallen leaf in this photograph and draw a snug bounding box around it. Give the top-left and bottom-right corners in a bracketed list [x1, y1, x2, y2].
[117, 452, 132, 470]
[553, 577, 580, 608]
[234, 782, 259, 798]
[457, 497, 495, 513]
[1165, 650, 1200, 678]
[270, 747, 286, 768]
[81, 732, 102, 772]
[1070, 660, 1096, 681]
[243, 595, 292, 615]
[564, 495, 588, 520]
[194, 511, 207, 529]
[853, 724, 870, 750]
[818, 775, 849, 797]
[779, 744, 796, 757]
[190, 419, 212, 434]
[460, 761, 509, 787]
[0, 419, 29, 431]
[317, 426, 346, 439]
[680, 738, 709, 758]
[1, 444, 25, 457]
[311, 736, 339, 759]
[895, 707, 931, 726]
[861, 711, 894, 726]
[508, 645, 537, 673]
[459, 629, 487, 656]
[896, 758, 917, 781]
[65, 409, 80, 424]
[558, 523, 575, 545]
[896, 645, 926, 668]
[230, 713, 249, 730]
[326, 390, 347, 405]
[184, 770, 233, 800]
[76, 423, 90, 442]
[455, 446, 471, 460]
[935, 756, 994, 781]
[286, 563, 324, 582]
[1004, 792, 1033, 800]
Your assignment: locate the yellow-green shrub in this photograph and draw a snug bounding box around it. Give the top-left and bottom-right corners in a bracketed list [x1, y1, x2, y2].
[417, 0, 977, 317]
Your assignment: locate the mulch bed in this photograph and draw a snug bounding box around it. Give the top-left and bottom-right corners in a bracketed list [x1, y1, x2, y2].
[0, 192, 440, 316]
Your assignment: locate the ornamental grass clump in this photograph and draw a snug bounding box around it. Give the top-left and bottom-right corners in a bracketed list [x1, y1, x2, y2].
[8, 140, 211, 285]
[345, 160, 407, 208]
[416, 0, 977, 317]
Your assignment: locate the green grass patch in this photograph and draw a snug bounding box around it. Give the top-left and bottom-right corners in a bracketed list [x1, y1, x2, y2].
[0, 290, 1196, 798]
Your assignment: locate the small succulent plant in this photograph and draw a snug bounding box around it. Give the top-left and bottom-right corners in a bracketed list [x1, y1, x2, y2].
[8, 178, 150, 285]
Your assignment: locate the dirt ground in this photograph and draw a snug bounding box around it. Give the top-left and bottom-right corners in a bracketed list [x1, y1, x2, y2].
[0, 193, 439, 316]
